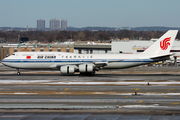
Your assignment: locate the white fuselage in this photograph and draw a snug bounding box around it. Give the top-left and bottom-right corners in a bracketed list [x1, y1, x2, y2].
[1, 52, 156, 70]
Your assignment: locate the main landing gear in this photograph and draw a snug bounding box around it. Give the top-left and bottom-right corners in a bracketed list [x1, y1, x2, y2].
[80, 71, 95, 76]
[17, 69, 21, 75]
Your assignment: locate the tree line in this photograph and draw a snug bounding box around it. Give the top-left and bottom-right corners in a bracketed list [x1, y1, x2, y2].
[0, 30, 180, 43]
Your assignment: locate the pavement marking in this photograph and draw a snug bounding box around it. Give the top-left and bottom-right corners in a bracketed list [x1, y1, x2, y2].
[57, 96, 61, 97]
[64, 88, 69, 91]
[135, 88, 139, 91]
[172, 103, 179, 105]
[94, 100, 98, 102]
[167, 89, 171, 91]
[171, 89, 175, 90]
[124, 96, 128, 97]
[3, 80, 180, 86]
[1, 115, 24, 117]
[139, 101, 144, 103]
[1, 91, 180, 95]
[165, 96, 169, 97]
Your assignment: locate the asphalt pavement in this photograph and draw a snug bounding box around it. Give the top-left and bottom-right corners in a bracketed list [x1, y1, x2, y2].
[1, 63, 180, 119]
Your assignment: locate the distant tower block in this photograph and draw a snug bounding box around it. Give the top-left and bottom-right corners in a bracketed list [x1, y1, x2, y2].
[50, 19, 60, 30]
[37, 19, 45, 30]
[61, 19, 67, 30]
[26, 25, 28, 31]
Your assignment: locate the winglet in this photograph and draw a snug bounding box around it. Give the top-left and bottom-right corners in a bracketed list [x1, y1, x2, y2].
[142, 30, 178, 55]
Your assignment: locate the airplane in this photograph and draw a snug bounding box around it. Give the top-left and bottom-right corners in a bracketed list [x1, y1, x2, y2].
[1, 30, 178, 75]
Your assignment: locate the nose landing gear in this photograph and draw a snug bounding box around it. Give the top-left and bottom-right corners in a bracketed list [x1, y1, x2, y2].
[17, 69, 21, 75]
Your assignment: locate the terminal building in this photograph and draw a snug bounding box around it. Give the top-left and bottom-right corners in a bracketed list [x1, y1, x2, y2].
[0, 43, 111, 61]
[112, 40, 180, 54]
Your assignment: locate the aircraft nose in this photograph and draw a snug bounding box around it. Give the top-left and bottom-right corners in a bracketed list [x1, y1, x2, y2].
[1, 59, 5, 65]
[1, 59, 8, 66]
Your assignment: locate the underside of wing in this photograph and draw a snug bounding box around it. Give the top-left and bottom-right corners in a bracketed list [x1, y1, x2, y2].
[94, 60, 123, 67]
[150, 53, 173, 61]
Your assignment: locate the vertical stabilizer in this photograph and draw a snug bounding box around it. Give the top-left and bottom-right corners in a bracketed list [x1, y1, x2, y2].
[142, 30, 178, 55]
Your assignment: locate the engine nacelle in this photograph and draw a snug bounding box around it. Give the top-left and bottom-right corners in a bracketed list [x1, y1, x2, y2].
[60, 65, 75, 74]
[79, 64, 94, 72]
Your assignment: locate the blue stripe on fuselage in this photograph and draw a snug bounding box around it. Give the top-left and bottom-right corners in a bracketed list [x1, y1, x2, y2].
[1, 59, 154, 63]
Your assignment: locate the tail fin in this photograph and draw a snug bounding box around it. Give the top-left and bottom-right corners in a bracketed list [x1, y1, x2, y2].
[142, 30, 178, 55]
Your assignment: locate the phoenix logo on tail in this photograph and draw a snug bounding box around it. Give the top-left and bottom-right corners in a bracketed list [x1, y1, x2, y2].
[160, 37, 171, 50]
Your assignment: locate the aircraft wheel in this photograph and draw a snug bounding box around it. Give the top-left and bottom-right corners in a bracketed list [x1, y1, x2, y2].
[80, 72, 85, 75]
[17, 72, 21, 75]
[87, 72, 95, 76]
[89, 71, 95, 76]
[91, 71, 95, 76]
[80, 72, 95, 76]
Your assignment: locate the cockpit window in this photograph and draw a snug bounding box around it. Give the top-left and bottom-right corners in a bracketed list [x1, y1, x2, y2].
[11, 53, 15, 55]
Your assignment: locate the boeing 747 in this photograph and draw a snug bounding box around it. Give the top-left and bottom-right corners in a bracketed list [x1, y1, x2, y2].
[1, 30, 178, 75]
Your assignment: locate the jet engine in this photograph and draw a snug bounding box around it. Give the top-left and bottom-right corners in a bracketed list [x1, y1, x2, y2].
[60, 65, 75, 74]
[79, 64, 94, 73]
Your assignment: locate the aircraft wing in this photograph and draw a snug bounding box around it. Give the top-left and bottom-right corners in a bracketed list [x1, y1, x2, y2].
[150, 53, 173, 59]
[148, 53, 174, 62]
[56, 60, 124, 68]
[94, 60, 123, 67]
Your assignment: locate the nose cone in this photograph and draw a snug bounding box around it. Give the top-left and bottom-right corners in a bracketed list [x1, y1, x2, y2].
[1, 58, 9, 66]
[1, 59, 4, 63]
[1, 59, 5, 64]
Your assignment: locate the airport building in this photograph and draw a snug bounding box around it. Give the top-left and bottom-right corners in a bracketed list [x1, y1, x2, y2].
[112, 40, 180, 55]
[0, 44, 73, 61]
[0, 43, 111, 61]
[37, 19, 45, 31]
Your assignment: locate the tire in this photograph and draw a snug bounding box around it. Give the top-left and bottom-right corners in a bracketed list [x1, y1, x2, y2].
[17, 72, 21, 75]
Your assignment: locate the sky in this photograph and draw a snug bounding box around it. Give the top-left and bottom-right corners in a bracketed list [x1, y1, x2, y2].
[0, 0, 180, 28]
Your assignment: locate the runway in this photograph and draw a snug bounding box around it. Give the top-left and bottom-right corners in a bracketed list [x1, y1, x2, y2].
[1, 113, 180, 120]
[1, 63, 180, 119]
